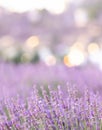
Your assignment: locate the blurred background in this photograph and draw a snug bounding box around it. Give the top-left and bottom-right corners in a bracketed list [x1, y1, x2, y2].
[0, 0, 102, 69]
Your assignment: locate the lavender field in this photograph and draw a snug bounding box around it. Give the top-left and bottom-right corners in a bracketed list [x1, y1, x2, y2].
[0, 63, 102, 98]
[0, 63, 102, 129]
[0, 0, 102, 129]
[0, 84, 102, 130]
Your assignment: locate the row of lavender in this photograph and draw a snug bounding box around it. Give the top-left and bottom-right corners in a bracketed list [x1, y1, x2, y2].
[0, 63, 102, 98]
[0, 63, 102, 129]
[0, 85, 102, 129]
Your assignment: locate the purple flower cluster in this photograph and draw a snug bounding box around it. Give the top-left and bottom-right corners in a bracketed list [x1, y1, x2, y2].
[0, 85, 102, 130]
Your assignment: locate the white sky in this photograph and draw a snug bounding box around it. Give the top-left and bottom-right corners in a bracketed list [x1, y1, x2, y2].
[0, 0, 68, 14]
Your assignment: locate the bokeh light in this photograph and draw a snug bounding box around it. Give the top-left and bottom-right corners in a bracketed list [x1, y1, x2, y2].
[67, 46, 85, 66]
[0, 0, 67, 14]
[63, 55, 72, 67]
[88, 43, 100, 54]
[25, 36, 39, 50]
[0, 0, 101, 67]
[44, 55, 56, 66]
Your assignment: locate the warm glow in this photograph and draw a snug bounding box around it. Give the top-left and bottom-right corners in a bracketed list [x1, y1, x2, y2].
[63, 55, 73, 67]
[67, 48, 85, 66]
[64, 43, 85, 67]
[88, 43, 100, 54]
[0, 0, 67, 14]
[69, 49, 85, 66]
[45, 55, 56, 66]
[26, 36, 39, 49]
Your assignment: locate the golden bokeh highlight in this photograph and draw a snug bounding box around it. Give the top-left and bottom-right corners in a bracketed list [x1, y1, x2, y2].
[63, 55, 73, 67]
[69, 49, 85, 66]
[64, 46, 85, 67]
[26, 36, 39, 49]
[88, 43, 99, 54]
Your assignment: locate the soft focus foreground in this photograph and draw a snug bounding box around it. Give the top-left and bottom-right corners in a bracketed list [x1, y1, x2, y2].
[0, 63, 102, 99]
[0, 64, 102, 129]
[0, 63, 102, 130]
[0, 85, 102, 130]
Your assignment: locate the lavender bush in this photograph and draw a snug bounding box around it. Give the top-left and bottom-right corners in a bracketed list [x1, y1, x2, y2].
[0, 85, 102, 130]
